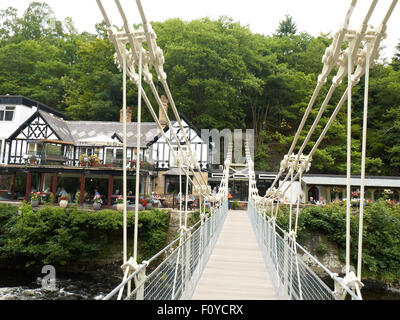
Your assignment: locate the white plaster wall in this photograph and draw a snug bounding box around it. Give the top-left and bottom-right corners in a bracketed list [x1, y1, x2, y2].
[0, 104, 37, 139]
[278, 180, 306, 204]
[0, 104, 37, 164]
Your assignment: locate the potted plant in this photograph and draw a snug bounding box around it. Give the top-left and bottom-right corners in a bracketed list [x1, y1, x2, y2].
[88, 154, 101, 167]
[93, 194, 103, 210]
[331, 186, 341, 194]
[59, 196, 68, 208]
[351, 190, 360, 199]
[383, 189, 394, 200]
[29, 155, 37, 166]
[30, 192, 41, 207]
[79, 154, 88, 167]
[145, 196, 152, 210]
[129, 159, 136, 169]
[116, 196, 124, 212]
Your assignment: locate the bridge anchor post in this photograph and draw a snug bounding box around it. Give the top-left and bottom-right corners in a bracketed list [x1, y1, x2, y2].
[120, 257, 149, 300]
[333, 271, 363, 300]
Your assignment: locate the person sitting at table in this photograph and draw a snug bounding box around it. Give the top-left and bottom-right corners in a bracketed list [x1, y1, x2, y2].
[41, 187, 50, 201]
[204, 199, 210, 210]
[151, 192, 161, 208]
[59, 188, 68, 198]
[94, 189, 100, 197]
[177, 192, 184, 207]
[113, 189, 120, 195]
[187, 194, 195, 209]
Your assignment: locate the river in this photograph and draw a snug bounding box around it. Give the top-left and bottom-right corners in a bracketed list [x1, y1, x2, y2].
[0, 269, 119, 300]
[1, 270, 400, 300]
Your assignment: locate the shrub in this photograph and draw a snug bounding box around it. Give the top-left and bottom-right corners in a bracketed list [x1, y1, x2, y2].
[230, 201, 240, 210]
[0, 204, 170, 268]
[316, 242, 329, 255]
[273, 200, 400, 282]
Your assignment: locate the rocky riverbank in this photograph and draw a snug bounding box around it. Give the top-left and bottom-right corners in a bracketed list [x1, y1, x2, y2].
[299, 230, 400, 299]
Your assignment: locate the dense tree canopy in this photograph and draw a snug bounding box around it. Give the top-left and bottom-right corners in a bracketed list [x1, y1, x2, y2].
[1, 2, 400, 175]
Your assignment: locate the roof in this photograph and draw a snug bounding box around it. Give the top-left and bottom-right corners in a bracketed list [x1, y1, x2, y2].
[39, 110, 74, 143]
[146, 113, 206, 147]
[67, 121, 158, 147]
[0, 95, 66, 118]
[5, 102, 199, 149]
[302, 175, 400, 188]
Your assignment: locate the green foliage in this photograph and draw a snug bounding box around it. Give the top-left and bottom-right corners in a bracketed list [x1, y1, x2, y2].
[190, 210, 201, 226]
[1, 3, 400, 174]
[274, 201, 400, 282]
[137, 209, 170, 259]
[275, 14, 297, 37]
[0, 203, 169, 268]
[316, 242, 329, 256]
[230, 201, 240, 210]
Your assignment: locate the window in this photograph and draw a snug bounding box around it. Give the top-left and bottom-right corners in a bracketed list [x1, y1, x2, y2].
[170, 145, 187, 167]
[80, 147, 93, 156]
[0, 106, 15, 121]
[105, 148, 130, 164]
[28, 143, 43, 156]
[116, 148, 123, 160]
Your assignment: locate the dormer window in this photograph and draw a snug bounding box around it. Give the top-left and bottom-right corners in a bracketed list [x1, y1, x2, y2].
[0, 106, 15, 121]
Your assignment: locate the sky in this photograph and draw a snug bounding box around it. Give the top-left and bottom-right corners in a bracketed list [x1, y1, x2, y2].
[1, 0, 400, 61]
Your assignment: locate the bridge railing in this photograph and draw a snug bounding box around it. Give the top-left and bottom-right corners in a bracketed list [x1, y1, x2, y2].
[247, 202, 360, 300]
[103, 201, 228, 300]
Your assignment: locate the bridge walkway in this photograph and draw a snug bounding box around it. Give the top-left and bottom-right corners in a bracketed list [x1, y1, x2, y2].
[192, 209, 276, 300]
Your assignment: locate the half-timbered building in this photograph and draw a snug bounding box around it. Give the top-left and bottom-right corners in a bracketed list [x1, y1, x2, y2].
[147, 113, 210, 195]
[0, 95, 210, 207]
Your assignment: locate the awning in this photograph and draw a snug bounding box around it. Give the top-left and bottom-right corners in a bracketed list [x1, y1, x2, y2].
[302, 176, 400, 188]
[78, 134, 123, 147]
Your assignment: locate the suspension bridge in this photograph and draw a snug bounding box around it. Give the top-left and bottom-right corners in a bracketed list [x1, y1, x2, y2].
[96, 0, 398, 300]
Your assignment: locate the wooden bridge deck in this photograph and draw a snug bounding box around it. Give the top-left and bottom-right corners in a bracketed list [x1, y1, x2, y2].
[192, 209, 276, 300]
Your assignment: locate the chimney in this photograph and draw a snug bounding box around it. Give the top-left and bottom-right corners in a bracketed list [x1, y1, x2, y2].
[159, 95, 169, 129]
[120, 106, 132, 123]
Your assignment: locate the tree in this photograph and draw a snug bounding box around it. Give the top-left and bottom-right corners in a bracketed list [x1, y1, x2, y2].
[0, 2, 399, 176]
[391, 41, 400, 71]
[275, 14, 297, 37]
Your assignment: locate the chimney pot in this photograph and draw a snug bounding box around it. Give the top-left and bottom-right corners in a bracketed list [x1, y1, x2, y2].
[159, 96, 169, 130]
[120, 106, 132, 123]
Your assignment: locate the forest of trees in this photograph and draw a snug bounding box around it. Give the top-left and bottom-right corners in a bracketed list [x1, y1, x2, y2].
[1, 2, 400, 175]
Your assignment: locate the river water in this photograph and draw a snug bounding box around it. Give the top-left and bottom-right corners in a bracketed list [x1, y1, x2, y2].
[0, 270, 119, 300]
[1, 270, 400, 300]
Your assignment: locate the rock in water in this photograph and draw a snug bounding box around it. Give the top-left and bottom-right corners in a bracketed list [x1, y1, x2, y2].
[23, 290, 36, 297]
[2, 294, 18, 300]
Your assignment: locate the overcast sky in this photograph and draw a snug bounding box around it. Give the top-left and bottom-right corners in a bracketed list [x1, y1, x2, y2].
[2, 0, 400, 61]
